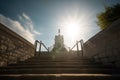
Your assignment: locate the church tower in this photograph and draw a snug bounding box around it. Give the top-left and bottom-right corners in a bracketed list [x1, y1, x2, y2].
[54, 29, 64, 48]
[52, 29, 67, 53]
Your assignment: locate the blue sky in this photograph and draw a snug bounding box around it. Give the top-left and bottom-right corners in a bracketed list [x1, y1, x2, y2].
[0, 0, 120, 49]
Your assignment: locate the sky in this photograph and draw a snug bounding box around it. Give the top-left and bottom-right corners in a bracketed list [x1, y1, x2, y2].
[0, 0, 120, 50]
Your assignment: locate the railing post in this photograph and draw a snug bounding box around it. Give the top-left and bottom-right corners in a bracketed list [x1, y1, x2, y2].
[76, 41, 79, 55]
[39, 41, 42, 55]
[34, 40, 38, 55]
[80, 39, 84, 56]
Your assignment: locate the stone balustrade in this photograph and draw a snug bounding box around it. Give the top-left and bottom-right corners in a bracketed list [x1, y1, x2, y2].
[83, 19, 120, 67]
[0, 23, 35, 66]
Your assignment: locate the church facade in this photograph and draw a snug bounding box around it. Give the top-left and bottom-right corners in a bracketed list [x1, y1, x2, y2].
[51, 29, 68, 53]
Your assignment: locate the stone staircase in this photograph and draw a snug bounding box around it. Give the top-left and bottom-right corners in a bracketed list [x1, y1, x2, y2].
[0, 52, 120, 80]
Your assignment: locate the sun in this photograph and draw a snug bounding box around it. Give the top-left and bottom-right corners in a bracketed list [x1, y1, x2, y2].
[64, 21, 79, 38]
[63, 18, 80, 40]
[59, 13, 88, 47]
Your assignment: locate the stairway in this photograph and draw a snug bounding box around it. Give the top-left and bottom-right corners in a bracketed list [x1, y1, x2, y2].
[0, 52, 120, 80]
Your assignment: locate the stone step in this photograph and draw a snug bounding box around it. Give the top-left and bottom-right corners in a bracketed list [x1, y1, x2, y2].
[0, 65, 115, 69]
[20, 59, 93, 62]
[0, 73, 120, 80]
[28, 55, 89, 57]
[26, 59, 91, 62]
[21, 61, 93, 64]
[34, 56, 82, 58]
[10, 62, 97, 66]
[0, 68, 119, 74]
[26, 58, 91, 61]
[1, 54, 119, 80]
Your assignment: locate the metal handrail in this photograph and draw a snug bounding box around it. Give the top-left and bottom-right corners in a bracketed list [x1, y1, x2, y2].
[70, 39, 84, 56]
[34, 40, 49, 55]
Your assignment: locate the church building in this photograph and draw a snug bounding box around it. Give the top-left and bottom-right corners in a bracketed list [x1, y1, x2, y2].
[54, 29, 64, 48]
[51, 29, 67, 53]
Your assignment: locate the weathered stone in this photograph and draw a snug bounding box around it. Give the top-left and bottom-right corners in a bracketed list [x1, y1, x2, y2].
[83, 19, 120, 67]
[0, 23, 35, 66]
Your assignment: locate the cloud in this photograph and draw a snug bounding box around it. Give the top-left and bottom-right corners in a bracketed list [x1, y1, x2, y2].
[22, 13, 31, 21]
[0, 13, 40, 44]
[19, 13, 41, 35]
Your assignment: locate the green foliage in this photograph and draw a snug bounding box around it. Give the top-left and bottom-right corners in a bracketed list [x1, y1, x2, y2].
[97, 4, 120, 29]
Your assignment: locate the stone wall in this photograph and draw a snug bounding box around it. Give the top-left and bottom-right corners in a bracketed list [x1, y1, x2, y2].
[0, 23, 35, 66]
[83, 19, 120, 67]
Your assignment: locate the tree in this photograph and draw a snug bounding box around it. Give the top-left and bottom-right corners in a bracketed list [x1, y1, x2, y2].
[97, 4, 120, 29]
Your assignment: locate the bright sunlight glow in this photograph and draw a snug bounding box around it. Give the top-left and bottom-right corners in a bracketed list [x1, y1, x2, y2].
[63, 19, 80, 40]
[58, 8, 95, 48]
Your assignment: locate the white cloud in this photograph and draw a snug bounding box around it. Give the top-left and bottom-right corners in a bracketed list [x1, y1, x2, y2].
[19, 13, 41, 35]
[0, 13, 40, 44]
[22, 13, 31, 21]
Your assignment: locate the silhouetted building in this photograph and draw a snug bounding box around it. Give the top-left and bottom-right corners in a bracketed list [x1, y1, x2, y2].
[52, 29, 67, 53]
[54, 29, 64, 48]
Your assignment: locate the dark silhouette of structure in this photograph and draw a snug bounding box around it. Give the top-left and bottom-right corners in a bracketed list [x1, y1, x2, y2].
[51, 29, 68, 54]
[0, 20, 120, 79]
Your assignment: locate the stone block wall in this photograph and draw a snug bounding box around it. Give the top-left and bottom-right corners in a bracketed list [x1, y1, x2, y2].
[83, 19, 120, 67]
[0, 23, 35, 66]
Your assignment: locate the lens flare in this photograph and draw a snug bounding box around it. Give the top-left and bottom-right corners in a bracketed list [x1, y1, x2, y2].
[63, 20, 79, 40]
